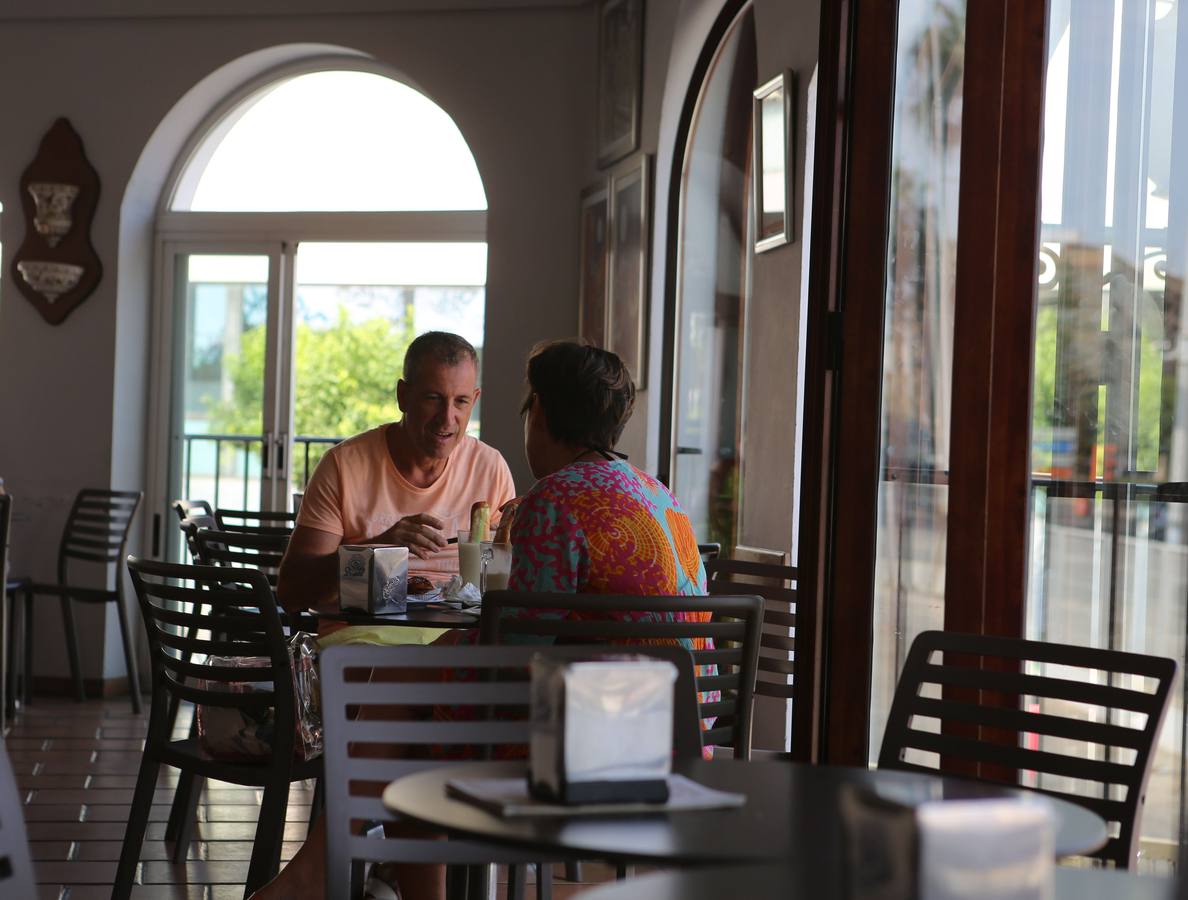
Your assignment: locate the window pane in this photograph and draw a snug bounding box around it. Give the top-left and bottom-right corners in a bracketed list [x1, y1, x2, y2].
[178, 253, 270, 519]
[173, 71, 487, 212]
[290, 242, 486, 489]
[670, 7, 755, 550]
[868, 0, 965, 761]
[1028, 0, 1187, 864]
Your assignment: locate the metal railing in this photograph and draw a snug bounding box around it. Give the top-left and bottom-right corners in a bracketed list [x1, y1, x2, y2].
[181, 433, 343, 508]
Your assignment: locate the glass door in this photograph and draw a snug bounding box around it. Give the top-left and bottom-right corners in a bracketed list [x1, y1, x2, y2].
[670, 6, 756, 551]
[166, 246, 287, 556]
[866, 0, 966, 759]
[1026, 0, 1188, 863]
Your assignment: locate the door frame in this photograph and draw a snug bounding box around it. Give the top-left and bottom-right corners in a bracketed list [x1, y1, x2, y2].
[145, 211, 488, 560]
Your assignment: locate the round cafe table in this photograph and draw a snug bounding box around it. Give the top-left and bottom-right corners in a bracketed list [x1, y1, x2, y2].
[575, 864, 1175, 900]
[381, 759, 1108, 867]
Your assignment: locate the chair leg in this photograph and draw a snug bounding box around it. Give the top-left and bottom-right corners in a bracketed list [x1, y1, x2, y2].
[114, 596, 143, 714]
[244, 780, 290, 896]
[563, 861, 583, 882]
[5, 592, 16, 721]
[23, 589, 33, 704]
[309, 776, 324, 827]
[166, 772, 204, 861]
[535, 863, 553, 900]
[615, 863, 629, 880]
[113, 751, 161, 900]
[59, 596, 85, 702]
[508, 863, 527, 900]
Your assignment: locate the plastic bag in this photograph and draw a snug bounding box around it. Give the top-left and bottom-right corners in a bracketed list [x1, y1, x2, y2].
[195, 631, 323, 763]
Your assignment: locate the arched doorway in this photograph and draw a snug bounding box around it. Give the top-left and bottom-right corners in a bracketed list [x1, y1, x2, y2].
[148, 63, 487, 556]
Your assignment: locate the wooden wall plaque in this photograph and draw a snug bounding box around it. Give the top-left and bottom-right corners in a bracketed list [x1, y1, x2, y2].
[10, 118, 103, 326]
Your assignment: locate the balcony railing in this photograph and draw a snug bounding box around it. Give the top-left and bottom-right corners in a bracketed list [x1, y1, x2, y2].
[180, 433, 343, 509]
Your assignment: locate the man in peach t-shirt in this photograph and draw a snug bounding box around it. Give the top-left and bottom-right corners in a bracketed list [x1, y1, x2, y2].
[276, 331, 515, 616]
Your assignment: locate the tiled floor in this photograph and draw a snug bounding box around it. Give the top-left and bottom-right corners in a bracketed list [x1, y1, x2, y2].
[6, 697, 615, 899]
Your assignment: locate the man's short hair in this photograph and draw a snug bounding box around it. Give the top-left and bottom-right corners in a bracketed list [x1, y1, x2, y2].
[402, 332, 479, 384]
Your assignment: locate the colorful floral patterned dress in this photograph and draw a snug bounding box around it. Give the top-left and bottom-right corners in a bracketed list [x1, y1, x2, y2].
[509, 459, 707, 598]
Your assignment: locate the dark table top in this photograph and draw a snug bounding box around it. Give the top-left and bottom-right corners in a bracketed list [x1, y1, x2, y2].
[381, 760, 1107, 866]
[314, 605, 480, 628]
[575, 864, 1175, 900]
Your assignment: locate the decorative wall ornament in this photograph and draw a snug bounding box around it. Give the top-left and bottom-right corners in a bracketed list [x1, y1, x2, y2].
[11, 118, 102, 325]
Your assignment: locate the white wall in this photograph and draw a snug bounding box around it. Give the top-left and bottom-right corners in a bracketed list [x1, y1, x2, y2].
[0, 5, 596, 683]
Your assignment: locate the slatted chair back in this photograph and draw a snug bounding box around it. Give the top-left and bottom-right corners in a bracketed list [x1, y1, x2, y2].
[320, 642, 701, 900]
[171, 499, 213, 522]
[189, 528, 316, 635]
[125, 556, 296, 761]
[214, 508, 296, 536]
[697, 542, 722, 561]
[877, 630, 1177, 868]
[58, 489, 142, 584]
[191, 528, 288, 590]
[0, 736, 35, 896]
[177, 514, 217, 562]
[479, 591, 763, 759]
[704, 558, 797, 704]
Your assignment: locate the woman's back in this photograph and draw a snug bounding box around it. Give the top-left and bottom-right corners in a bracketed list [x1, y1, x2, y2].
[509, 459, 706, 596]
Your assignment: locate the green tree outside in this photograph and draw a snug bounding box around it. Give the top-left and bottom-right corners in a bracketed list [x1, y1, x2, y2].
[207, 304, 415, 479]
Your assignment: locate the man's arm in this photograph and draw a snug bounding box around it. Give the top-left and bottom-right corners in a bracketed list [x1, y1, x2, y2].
[278, 515, 453, 614]
[277, 524, 341, 614]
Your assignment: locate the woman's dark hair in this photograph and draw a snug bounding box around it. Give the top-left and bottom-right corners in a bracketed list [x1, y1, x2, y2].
[522, 341, 636, 450]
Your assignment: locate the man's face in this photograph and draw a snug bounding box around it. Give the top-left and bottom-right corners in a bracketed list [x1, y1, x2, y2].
[396, 359, 480, 460]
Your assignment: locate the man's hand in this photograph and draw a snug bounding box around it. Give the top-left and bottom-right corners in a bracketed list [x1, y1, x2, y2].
[378, 513, 449, 559]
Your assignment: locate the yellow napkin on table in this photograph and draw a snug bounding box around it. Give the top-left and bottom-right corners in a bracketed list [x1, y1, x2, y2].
[317, 624, 449, 649]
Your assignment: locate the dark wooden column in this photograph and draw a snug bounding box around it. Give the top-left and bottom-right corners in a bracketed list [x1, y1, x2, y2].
[793, 0, 900, 765]
[942, 0, 1048, 638]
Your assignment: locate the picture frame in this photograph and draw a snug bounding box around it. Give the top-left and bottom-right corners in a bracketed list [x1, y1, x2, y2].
[752, 70, 796, 252]
[597, 0, 644, 169]
[607, 152, 651, 388]
[578, 182, 610, 348]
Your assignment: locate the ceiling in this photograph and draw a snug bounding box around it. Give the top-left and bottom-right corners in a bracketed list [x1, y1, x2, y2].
[0, 0, 590, 21]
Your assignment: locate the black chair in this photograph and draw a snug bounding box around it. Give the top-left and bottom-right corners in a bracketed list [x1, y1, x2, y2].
[0, 492, 28, 721]
[704, 557, 797, 722]
[0, 734, 35, 896]
[877, 630, 1177, 869]
[24, 489, 143, 711]
[697, 542, 722, 561]
[321, 642, 702, 900]
[215, 507, 296, 535]
[479, 590, 763, 760]
[115, 556, 322, 899]
[171, 498, 213, 522]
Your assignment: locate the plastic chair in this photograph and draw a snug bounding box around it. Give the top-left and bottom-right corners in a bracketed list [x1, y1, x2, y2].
[24, 489, 143, 711]
[0, 734, 35, 896]
[479, 591, 763, 760]
[320, 642, 701, 900]
[703, 557, 797, 710]
[215, 507, 297, 535]
[878, 630, 1177, 868]
[115, 556, 322, 899]
[171, 498, 213, 522]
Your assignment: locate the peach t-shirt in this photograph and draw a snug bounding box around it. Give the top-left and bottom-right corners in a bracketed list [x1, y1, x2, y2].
[297, 424, 516, 581]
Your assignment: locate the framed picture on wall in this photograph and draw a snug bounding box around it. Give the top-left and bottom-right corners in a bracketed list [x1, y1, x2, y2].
[578, 183, 610, 348]
[752, 70, 797, 252]
[597, 0, 644, 168]
[608, 152, 651, 388]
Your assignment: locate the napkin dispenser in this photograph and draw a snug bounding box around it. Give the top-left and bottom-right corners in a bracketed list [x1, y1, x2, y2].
[338, 545, 408, 614]
[917, 798, 1053, 900]
[529, 655, 676, 804]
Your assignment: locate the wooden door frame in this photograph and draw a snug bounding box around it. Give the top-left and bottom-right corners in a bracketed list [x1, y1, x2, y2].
[794, 0, 1049, 763]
